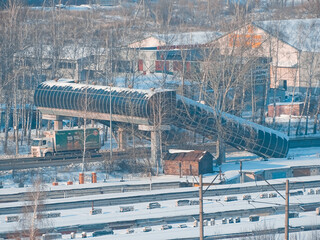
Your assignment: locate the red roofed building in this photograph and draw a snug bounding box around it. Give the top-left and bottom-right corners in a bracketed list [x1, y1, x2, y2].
[163, 150, 214, 176]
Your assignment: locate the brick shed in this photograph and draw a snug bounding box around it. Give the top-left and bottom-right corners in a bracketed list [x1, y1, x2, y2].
[163, 151, 214, 176]
[268, 102, 304, 117]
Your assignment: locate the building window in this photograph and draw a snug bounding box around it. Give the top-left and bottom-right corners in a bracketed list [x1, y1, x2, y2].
[279, 80, 287, 91]
[112, 60, 132, 73]
[58, 62, 76, 69]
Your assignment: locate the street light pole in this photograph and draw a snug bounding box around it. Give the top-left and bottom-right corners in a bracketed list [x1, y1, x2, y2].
[109, 85, 112, 162]
[285, 179, 289, 240]
[199, 174, 204, 240]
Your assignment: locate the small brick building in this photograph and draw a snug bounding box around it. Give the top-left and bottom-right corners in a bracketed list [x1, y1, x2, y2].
[163, 150, 214, 176]
[268, 102, 304, 117]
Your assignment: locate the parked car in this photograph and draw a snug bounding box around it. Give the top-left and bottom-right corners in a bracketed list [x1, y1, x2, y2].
[269, 193, 277, 198]
[224, 196, 238, 202]
[120, 206, 134, 212]
[92, 229, 114, 237]
[260, 193, 268, 199]
[126, 229, 134, 234]
[249, 215, 260, 222]
[242, 194, 251, 200]
[178, 224, 187, 228]
[42, 233, 62, 240]
[161, 224, 172, 230]
[176, 200, 190, 206]
[143, 227, 152, 232]
[147, 202, 161, 209]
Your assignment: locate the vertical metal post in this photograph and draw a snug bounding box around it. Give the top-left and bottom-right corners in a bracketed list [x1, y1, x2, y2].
[285, 179, 289, 240]
[109, 86, 112, 162]
[199, 174, 204, 240]
[240, 161, 243, 183]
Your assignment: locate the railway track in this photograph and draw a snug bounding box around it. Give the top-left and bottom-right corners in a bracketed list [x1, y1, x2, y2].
[1, 177, 320, 215]
[0, 148, 150, 171]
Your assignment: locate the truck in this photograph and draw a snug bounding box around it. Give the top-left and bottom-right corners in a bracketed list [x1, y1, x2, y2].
[31, 128, 101, 157]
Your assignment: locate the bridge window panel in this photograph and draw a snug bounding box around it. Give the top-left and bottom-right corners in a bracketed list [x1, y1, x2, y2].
[72, 91, 80, 110]
[41, 88, 47, 107]
[50, 86, 58, 108]
[68, 91, 75, 110]
[36, 89, 43, 106]
[63, 90, 70, 109]
[128, 92, 139, 116]
[87, 88, 97, 112]
[103, 94, 109, 115]
[136, 96, 145, 118]
[42, 85, 50, 107]
[263, 132, 272, 156]
[98, 93, 105, 113]
[55, 90, 61, 109]
[56, 89, 63, 109]
[48, 88, 55, 108]
[53, 89, 59, 109]
[59, 90, 65, 109]
[95, 89, 104, 113]
[43, 88, 50, 107]
[66, 89, 73, 110]
[74, 91, 81, 110]
[113, 92, 121, 115]
[60, 90, 66, 109]
[97, 93, 104, 113]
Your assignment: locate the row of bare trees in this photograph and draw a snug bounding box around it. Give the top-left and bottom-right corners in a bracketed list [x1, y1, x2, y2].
[1, 0, 320, 160]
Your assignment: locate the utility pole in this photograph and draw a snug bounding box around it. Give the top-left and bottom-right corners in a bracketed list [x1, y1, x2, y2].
[285, 179, 289, 240]
[240, 161, 243, 183]
[109, 85, 112, 163]
[199, 174, 204, 240]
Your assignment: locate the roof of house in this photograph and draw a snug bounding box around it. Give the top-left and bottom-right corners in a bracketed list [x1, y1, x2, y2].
[15, 45, 106, 60]
[129, 31, 224, 48]
[253, 18, 320, 52]
[164, 150, 213, 162]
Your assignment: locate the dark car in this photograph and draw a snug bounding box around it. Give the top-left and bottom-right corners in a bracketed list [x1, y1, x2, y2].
[92, 229, 114, 237]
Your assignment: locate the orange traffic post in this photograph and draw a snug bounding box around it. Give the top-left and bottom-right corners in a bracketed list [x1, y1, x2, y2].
[79, 173, 84, 184]
[92, 172, 97, 183]
[67, 181, 73, 185]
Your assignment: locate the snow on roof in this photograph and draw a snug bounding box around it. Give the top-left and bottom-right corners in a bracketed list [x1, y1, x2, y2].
[253, 18, 320, 52]
[164, 150, 211, 162]
[152, 31, 224, 46]
[130, 31, 224, 48]
[41, 80, 173, 98]
[15, 45, 106, 60]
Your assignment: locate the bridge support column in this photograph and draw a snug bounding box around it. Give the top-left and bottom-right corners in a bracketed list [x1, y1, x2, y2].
[138, 125, 170, 171]
[54, 120, 63, 130]
[117, 128, 127, 150]
[42, 114, 64, 130]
